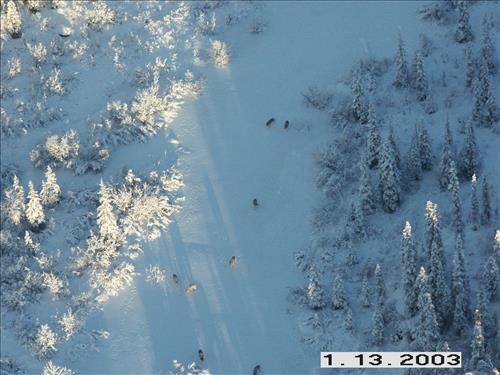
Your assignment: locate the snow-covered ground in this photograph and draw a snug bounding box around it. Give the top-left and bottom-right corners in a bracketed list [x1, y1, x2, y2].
[1, 1, 498, 374]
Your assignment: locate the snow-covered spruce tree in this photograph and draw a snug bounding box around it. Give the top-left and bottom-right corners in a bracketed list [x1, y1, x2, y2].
[470, 174, 480, 230]
[480, 176, 491, 225]
[481, 256, 499, 302]
[346, 241, 358, 266]
[495, 230, 500, 258]
[34, 324, 57, 359]
[479, 14, 496, 75]
[404, 125, 422, 183]
[413, 51, 429, 102]
[452, 233, 470, 335]
[448, 161, 464, 236]
[359, 160, 376, 215]
[346, 201, 365, 240]
[418, 126, 432, 171]
[387, 126, 401, 169]
[393, 32, 409, 88]
[40, 166, 61, 208]
[374, 263, 386, 303]
[429, 233, 451, 329]
[378, 141, 401, 213]
[361, 272, 371, 307]
[371, 299, 384, 345]
[465, 46, 475, 90]
[454, 0, 473, 44]
[459, 121, 478, 181]
[332, 272, 347, 310]
[366, 104, 382, 169]
[474, 59, 498, 128]
[97, 180, 121, 243]
[26, 181, 45, 231]
[468, 313, 491, 372]
[438, 120, 455, 191]
[401, 221, 418, 315]
[307, 265, 325, 310]
[209, 40, 230, 68]
[2, 0, 22, 38]
[425, 201, 442, 261]
[3, 175, 25, 226]
[416, 292, 439, 351]
[43, 361, 73, 375]
[351, 68, 368, 123]
[416, 267, 430, 301]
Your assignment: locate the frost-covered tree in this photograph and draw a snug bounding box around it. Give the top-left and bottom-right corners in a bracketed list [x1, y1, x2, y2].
[480, 176, 491, 225]
[416, 292, 439, 351]
[378, 141, 400, 213]
[401, 221, 418, 315]
[468, 313, 490, 372]
[470, 174, 479, 230]
[43, 361, 73, 375]
[307, 265, 325, 310]
[387, 126, 401, 169]
[413, 51, 429, 102]
[465, 46, 475, 89]
[26, 181, 45, 231]
[366, 105, 382, 169]
[452, 233, 469, 335]
[454, 0, 473, 44]
[351, 68, 368, 123]
[479, 14, 496, 74]
[3, 1, 22, 38]
[40, 166, 61, 208]
[394, 33, 409, 88]
[346, 201, 365, 239]
[418, 126, 432, 171]
[474, 59, 498, 128]
[359, 161, 375, 215]
[209, 40, 230, 68]
[361, 272, 371, 307]
[97, 180, 120, 243]
[371, 299, 384, 345]
[374, 263, 386, 303]
[34, 324, 57, 359]
[429, 234, 451, 328]
[459, 122, 478, 180]
[332, 272, 347, 310]
[448, 161, 464, 235]
[438, 120, 455, 191]
[416, 267, 430, 300]
[404, 125, 422, 182]
[481, 256, 499, 302]
[3, 175, 25, 226]
[346, 241, 358, 266]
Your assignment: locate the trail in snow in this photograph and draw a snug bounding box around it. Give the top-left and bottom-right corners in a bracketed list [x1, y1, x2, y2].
[80, 2, 428, 374]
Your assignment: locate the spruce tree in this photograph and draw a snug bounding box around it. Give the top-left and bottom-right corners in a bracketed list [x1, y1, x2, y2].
[346, 241, 358, 266]
[361, 272, 371, 307]
[394, 33, 409, 88]
[459, 122, 478, 180]
[481, 256, 499, 302]
[401, 221, 418, 315]
[418, 126, 433, 171]
[470, 174, 480, 230]
[432, 342, 453, 375]
[4, 175, 25, 226]
[378, 141, 400, 213]
[374, 263, 386, 303]
[452, 233, 469, 335]
[346, 201, 365, 240]
[468, 313, 490, 372]
[475, 58, 498, 128]
[438, 120, 455, 191]
[454, 0, 473, 43]
[332, 272, 347, 310]
[479, 14, 496, 74]
[26, 181, 45, 231]
[359, 160, 376, 215]
[465, 46, 475, 89]
[429, 233, 451, 329]
[416, 292, 439, 351]
[351, 68, 368, 123]
[366, 105, 382, 169]
[416, 267, 430, 301]
[413, 51, 429, 102]
[424, 201, 444, 264]
[371, 299, 384, 345]
[40, 166, 61, 208]
[307, 265, 325, 310]
[448, 161, 464, 235]
[480, 176, 491, 225]
[404, 125, 422, 182]
[388, 126, 401, 169]
[97, 180, 120, 243]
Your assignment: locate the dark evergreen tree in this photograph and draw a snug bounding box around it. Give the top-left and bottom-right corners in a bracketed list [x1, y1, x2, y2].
[404, 125, 422, 182]
[366, 104, 382, 169]
[332, 272, 347, 310]
[401, 221, 418, 315]
[438, 120, 455, 191]
[470, 174, 479, 230]
[465, 46, 475, 89]
[481, 256, 499, 302]
[359, 160, 376, 215]
[388, 126, 401, 169]
[371, 299, 384, 345]
[454, 0, 473, 43]
[307, 265, 325, 310]
[416, 292, 439, 351]
[351, 68, 368, 123]
[378, 140, 401, 213]
[361, 272, 371, 307]
[413, 51, 429, 102]
[468, 312, 491, 372]
[393, 32, 409, 88]
[448, 161, 464, 235]
[474, 58, 498, 128]
[481, 176, 491, 225]
[346, 201, 365, 240]
[418, 126, 433, 171]
[479, 14, 496, 74]
[374, 263, 386, 303]
[452, 233, 469, 335]
[346, 241, 358, 266]
[458, 122, 478, 180]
